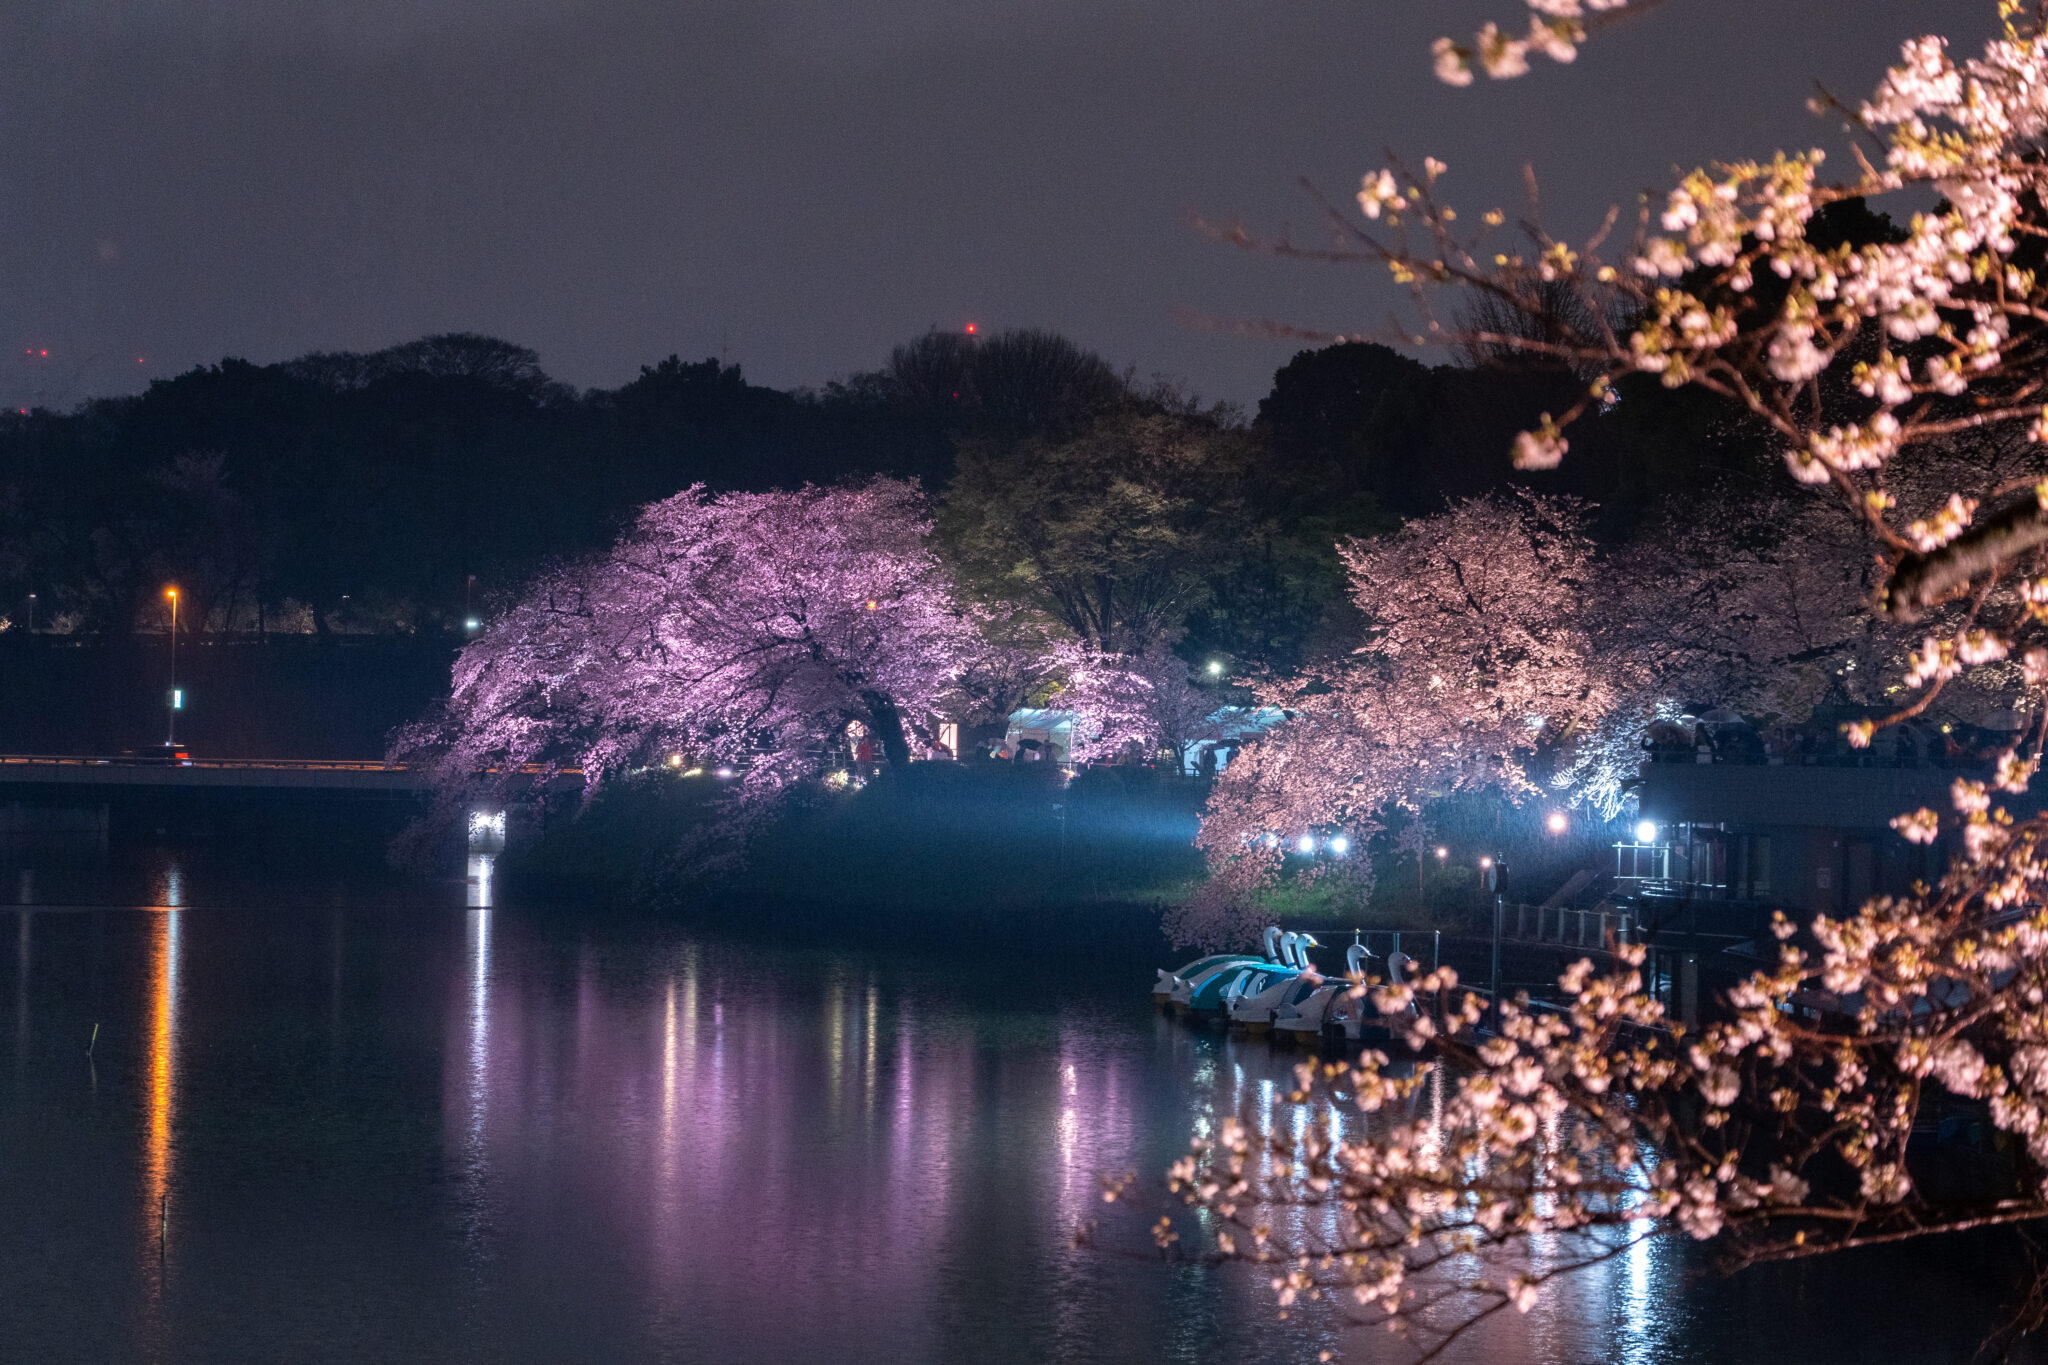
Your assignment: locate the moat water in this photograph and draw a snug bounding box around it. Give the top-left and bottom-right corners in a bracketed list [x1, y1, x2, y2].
[0, 838, 2038, 1363]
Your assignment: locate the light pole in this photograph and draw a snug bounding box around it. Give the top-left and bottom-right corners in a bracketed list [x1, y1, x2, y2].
[164, 587, 179, 747]
[1484, 854, 1507, 1035]
[25, 593, 34, 633]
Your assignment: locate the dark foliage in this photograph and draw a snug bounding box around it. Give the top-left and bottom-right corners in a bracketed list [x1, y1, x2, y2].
[0, 324, 1786, 696]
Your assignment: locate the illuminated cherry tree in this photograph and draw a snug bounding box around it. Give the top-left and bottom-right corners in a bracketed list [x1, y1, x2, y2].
[1322, 3, 2048, 755]
[1428, 0, 1641, 88]
[394, 478, 988, 868]
[1143, 810, 2048, 1356]
[1171, 493, 1620, 949]
[1052, 640, 1232, 769]
[1149, 4, 2048, 1351]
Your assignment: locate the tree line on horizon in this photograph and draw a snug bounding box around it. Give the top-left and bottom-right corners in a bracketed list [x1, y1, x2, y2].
[0, 319, 1769, 678]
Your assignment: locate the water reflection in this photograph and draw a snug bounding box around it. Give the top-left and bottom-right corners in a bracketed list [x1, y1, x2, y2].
[864, 981, 878, 1119]
[142, 904, 179, 1308]
[14, 910, 28, 1072]
[456, 901, 492, 1247]
[1622, 1218, 1656, 1359]
[465, 853, 494, 908]
[86, 898, 2048, 1363]
[0, 844, 2033, 1364]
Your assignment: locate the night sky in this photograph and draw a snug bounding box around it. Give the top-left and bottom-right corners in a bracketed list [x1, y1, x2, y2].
[0, 0, 1978, 409]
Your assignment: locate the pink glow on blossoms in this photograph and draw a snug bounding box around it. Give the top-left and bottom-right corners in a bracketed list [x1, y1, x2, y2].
[1173, 494, 1616, 950]
[394, 478, 989, 871]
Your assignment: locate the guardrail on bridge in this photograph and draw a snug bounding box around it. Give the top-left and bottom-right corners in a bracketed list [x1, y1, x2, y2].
[1500, 902, 1634, 952]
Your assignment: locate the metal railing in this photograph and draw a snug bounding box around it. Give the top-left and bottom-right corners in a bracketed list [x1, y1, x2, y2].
[1502, 902, 1634, 950]
[0, 754, 405, 771]
[0, 754, 579, 776]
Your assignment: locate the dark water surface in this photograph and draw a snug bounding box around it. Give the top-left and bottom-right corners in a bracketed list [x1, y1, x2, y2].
[1, 838, 2041, 1364]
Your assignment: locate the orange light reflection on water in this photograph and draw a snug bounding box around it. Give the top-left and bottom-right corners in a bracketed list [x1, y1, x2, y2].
[143, 908, 179, 1298]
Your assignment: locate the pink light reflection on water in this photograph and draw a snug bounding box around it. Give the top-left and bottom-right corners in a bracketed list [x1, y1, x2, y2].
[442, 930, 1008, 1357]
[425, 924, 1766, 1364]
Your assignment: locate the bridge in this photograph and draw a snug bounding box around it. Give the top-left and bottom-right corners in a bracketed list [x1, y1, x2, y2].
[0, 754, 583, 838]
[0, 754, 435, 792]
[0, 754, 580, 793]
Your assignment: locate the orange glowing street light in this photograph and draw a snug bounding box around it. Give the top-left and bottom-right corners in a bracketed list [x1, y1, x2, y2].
[164, 587, 180, 747]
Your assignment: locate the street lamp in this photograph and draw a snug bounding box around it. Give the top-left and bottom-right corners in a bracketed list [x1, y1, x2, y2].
[164, 587, 180, 747]
[1485, 853, 1509, 1035]
[1545, 811, 1568, 835]
[25, 592, 34, 633]
[1206, 660, 1224, 677]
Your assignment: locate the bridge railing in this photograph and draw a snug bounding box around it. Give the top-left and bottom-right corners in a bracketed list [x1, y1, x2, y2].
[0, 754, 407, 771]
[0, 754, 578, 774]
[1501, 902, 1634, 951]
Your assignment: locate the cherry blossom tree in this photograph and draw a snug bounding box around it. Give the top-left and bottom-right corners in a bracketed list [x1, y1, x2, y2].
[1429, 0, 1645, 89]
[1051, 640, 1233, 770]
[1171, 493, 1619, 949]
[1142, 783, 2048, 1358]
[392, 478, 989, 869]
[1145, 4, 2048, 1351]
[1171, 480, 1995, 949]
[1140, 646, 1239, 775]
[1285, 3, 2048, 753]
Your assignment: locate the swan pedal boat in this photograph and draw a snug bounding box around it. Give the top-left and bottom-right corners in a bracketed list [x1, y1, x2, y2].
[1226, 931, 1324, 1033]
[1161, 927, 1302, 1017]
[1271, 943, 1371, 1044]
[1321, 948, 1422, 1046]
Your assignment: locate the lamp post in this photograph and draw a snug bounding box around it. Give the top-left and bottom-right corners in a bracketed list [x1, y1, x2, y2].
[1484, 854, 1508, 1035]
[164, 587, 179, 747]
[25, 593, 34, 633]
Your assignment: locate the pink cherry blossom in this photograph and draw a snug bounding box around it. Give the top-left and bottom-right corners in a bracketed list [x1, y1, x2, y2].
[393, 478, 991, 870]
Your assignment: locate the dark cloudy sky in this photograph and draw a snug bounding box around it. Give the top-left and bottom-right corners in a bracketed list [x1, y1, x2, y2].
[0, 0, 1978, 409]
